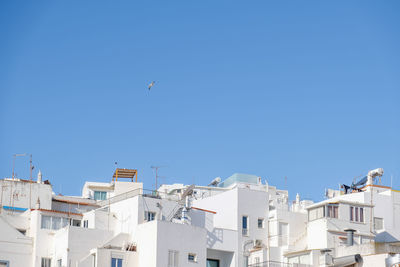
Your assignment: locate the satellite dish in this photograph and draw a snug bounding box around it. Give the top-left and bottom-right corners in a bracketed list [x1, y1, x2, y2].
[208, 177, 221, 187]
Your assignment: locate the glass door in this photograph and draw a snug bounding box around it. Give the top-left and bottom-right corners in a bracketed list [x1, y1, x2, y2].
[207, 259, 220, 267]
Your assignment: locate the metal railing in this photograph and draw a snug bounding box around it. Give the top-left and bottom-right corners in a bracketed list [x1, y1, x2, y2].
[248, 261, 311, 267]
[242, 228, 249, 236]
[97, 188, 161, 207]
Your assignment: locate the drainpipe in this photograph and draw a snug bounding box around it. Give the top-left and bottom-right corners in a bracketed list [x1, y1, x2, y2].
[344, 229, 356, 246]
[243, 240, 253, 267]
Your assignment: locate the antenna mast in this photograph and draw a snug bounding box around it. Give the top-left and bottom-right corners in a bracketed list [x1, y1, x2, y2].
[151, 166, 166, 192]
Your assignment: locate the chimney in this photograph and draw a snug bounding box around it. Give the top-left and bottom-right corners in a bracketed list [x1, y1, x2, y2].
[344, 229, 356, 246]
[37, 170, 42, 184]
[35, 198, 40, 209]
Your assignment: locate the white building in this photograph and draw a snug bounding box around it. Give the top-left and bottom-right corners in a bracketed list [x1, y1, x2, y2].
[0, 168, 399, 267]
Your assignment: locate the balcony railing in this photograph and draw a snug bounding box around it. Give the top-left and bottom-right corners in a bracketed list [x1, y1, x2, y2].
[248, 261, 311, 267]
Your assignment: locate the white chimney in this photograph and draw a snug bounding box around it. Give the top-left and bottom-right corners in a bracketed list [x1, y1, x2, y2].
[37, 170, 42, 184]
[35, 198, 40, 209]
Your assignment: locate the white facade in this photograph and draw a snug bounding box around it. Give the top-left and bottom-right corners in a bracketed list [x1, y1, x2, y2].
[1, 170, 400, 267]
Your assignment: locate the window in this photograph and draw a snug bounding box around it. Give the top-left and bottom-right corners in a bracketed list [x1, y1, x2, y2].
[83, 220, 89, 228]
[188, 253, 197, 262]
[41, 215, 52, 229]
[327, 205, 338, 218]
[72, 219, 81, 227]
[374, 217, 384, 230]
[258, 218, 264, 228]
[94, 191, 107, 201]
[350, 207, 354, 221]
[360, 208, 364, 223]
[57, 259, 62, 267]
[0, 261, 9, 267]
[145, 211, 156, 221]
[41, 258, 51, 267]
[308, 206, 324, 221]
[242, 216, 248, 236]
[111, 258, 122, 267]
[52, 217, 61, 230]
[41, 215, 69, 230]
[350, 206, 364, 223]
[168, 250, 179, 267]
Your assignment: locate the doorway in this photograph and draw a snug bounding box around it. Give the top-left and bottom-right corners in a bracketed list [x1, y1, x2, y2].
[207, 259, 220, 267]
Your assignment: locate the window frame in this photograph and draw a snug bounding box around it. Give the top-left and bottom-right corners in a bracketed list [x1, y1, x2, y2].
[144, 211, 156, 221]
[41, 215, 70, 230]
[374, 217, 384, 231]
[257, 218, 264, 229]
[111, 257, 123, 267]
[327, 204, 338, 219]
[242, 215, 249, 236]
[94, 191, 107, 201]
[41, 257, 51, 267]
[350, 206, 364, 223]
[188, 253, 197, 263]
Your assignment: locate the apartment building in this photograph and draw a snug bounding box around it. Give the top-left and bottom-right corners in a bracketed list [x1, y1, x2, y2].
[0, 168, 399, 267]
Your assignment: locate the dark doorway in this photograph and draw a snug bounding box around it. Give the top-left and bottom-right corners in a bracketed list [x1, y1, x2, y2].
[207, 259, 220, 267]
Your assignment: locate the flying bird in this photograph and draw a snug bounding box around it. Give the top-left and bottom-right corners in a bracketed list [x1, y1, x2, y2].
[148, 81, 155, 90]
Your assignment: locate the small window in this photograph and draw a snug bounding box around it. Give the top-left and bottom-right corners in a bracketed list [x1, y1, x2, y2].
[72, 219, 81, 227]
[41, 258, 51, 267]
[41, 215, 67, 230]
[57, 259, 62, 267]
[327, 205, 338, 218]
[41, 215, 52, 229]
[111, 258, 122, 267]
[168, 250, 179, 267]
[308, 206, 324, 221]
[52, 217, 61, 230]
[145, 211, 156, 221]
[94, 191, 107, 201]
[350, 207, 354, 221]
[83, 220, 89, 228]
[188, 253, 197, 262]
[350, 206, 364, 223]
[374, 217, 384, 230]
[242, 216, 248, 236]
[258, 218, 264, 228]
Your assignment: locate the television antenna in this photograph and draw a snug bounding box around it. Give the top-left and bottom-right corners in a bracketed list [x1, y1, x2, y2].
[150, 166, 167, 192]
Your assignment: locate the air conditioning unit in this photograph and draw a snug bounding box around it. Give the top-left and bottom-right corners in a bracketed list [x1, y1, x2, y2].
[254, 239, 263, 248]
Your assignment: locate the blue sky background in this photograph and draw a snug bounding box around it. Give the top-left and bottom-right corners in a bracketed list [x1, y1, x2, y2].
[1, 1, 399, 201]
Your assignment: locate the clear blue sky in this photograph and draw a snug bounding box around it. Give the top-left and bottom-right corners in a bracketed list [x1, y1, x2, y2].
[1, 1, 399, 201]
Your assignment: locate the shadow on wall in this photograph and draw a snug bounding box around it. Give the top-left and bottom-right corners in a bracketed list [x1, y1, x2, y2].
[207, 228, 224, 248]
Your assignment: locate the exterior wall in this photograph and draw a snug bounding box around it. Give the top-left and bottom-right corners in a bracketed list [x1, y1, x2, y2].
[0, 216, 32, 267]
[237, 187, 269, 265]
[0, 179, 52, 210]
[65, 226, 113, 267]
[134, 220, 206, 267]
[156, 220, 207, 267]
[94, 248, 137, 267]
[207, 249, 235, 267]
[307, 219, 328, 249]
[113, 181, 142, 196]
[134, 221, 158, 267]
[194, 188, 239, 230]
